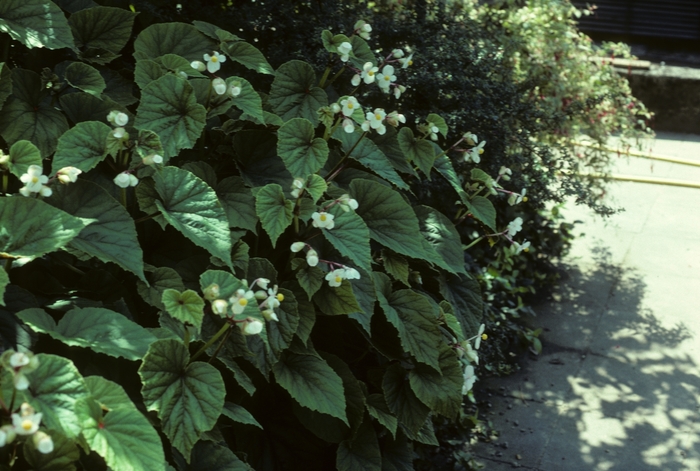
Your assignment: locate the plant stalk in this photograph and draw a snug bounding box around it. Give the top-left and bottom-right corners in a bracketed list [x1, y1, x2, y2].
[190, 321, 231, 363]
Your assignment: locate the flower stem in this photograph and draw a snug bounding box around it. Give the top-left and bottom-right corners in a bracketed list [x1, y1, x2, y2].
[324, 65, 346, 89]
[208, 328, 233, 364]
[318, 56, 333, 88]
[120, 187, 127, 208]
[4, 258, 11, 273]
[190, 320, 231, 363]
[134, 211, 161, 224]
[326, 132, 367, 183]
[2, 172, 7, 194]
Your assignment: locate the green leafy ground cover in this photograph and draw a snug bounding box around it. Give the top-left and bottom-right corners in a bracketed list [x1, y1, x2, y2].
[0, 0, 650, 469]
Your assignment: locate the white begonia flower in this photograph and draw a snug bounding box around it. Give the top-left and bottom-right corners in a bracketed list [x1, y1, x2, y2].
[12, 405, 41, 435]
[33, 431, 54, 454]
[14, 372, 29, 390]
[394, 85, 406, 99]
[262, 309, 279, 322]
[377, 65, 396, 92]
[354, 20, 372, 40]
[337, 41, 353, 62]
[361, 120, 371, 132]
[290, 242, 306, 253]
[337, 194, 358, 212]
[262, 285, 283, 310]
[351, 74, 361, 86]
[203, 51, 226, 73]
[392, 48, 405, 59]
[20, 165, 48, 194]
[113, 127, 126, 139]
[330, 103, 341, 114]
[228, 82, 242, 97]
[474, 324, 486, 349]
[311, 211, 335, 229]
[128, 174, 138, 187]
[360, 62, 378, 84]
[211, 299, 229, 316]
[341, 96, 359, 117]
[385, 111, 406, 127]
[0, 425, 16, 447]
[342, 118, 355, 134]
[507, 217, 523, 237]
[191, 60, 206, 72]
[306, 249, 319, 267]
[366, 108, 387, 135]
[212, 78, 227, 95]
[464, 141, 486, 163]
[463, 341, 479, 364]
[462, 364, 477, 394]
[241, 318, 264, 335]
[325, 269, 345, 288]
[255, 278, 270, 290]
[114, 112, 128, 127]
[398, 53, 414, 68]
[513, 240, 531, 255]
[343, 267, 361, 280]
[113, 172, 134, 188]
[142, 154, 163, 166]
[230, 288, 255, 315]
[56, 166, 81, 184]
[290, 177, 305, 198]
[463, 132, 478, 145]
[429, 125, 440, 141]
[9, 352, 31, 369]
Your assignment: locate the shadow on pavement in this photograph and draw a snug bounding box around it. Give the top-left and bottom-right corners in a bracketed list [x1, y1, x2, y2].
[474, 249, 699, 470]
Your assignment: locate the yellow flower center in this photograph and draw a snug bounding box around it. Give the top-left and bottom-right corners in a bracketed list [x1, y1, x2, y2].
[320, 214, 327, 222]
[21, 419, 33, 431]
[368, 71, 374, 76]
[408, 60, 413, 66]
[276, 293, 284, 302]
[481, 333, 488, 340]
[211, 56, 218, 63]
[31, 176, 39, 184]
[375, 113, 382, 120]
[238, 298, 248, 307]
[478, 148, 484, 154]
[522, 196, 529, 202]
[347, 103, 354, 109]
[335, 276, 342, 283]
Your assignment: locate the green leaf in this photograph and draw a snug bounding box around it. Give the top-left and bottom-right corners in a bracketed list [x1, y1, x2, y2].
[18, 307, 157, 360]
[221, 40, 274, 75]
[0, 62, 12, 110]
[272, 350, 347, 424]
[381, 250, 409, 287]
[227, 76, 264, 123]
[374, 276, 442, 372]
[409, 343, 463, 418]
[269, 60, 327, 126]
[336, 416, 382, 471]
[134, 74, 206, 160]
[221, 402, 262, 429]
[65, 62, 106, 96]
[153, 166, 232, 268]
[366, 394, 397, 438]
[438, 273, 483, 338]
[24, 431, 79, 471]
[69, 6, 136, 55]
[139, 339, 225, 462]
[137, 267, 185, 310]
[278, 118, 329, 177]
[134, 60, 166, 90]
[85, 376, 137, 411]
[348, 36, 376, 70]
[0, 197, 87, 260]
[371, 127, 417, 176]
[7, 140, 41, 179]
[426, 113, 448, 138]
[382, 363, 430, 435]
[0, 0, 75, 50]
[20, 354, 89, 437]
[0, 268, 7, 307]
[467, 195, 497, 231]
[321, 205, 372, 273]
[470, 168, 492, 185]
[51, 121, 111, 174]
[159, 54, 206, 78]
[0, 69, 69, 157]
[414, 205, 466, 275]
[397, 127, 435, 177]
[267, 288, 298, 355]
[192, 20, 241, 43]
[333, 128, 408, 190]
[380, 432, 414, 471]
[350, 179, 427, 261]
[78, 396, 166, 471]
[313, 280, 361, 316]
[233, 130, 291, 188]
[46, 179, 146, 282]
[347, 268, 376, 335]
[306, 174, 327, 203]
[174, 440, 250, 471]
[404, 415, 439, 446]
[199, 270, 246, 302]
[321, 30, 350, 53]
[162, 289, 205, 333]
[254, 183, 293, 248]
[133, 23, 212, 61]
[58, 91, 117, 124]
[441, 301, 465, 342]
[295, 263, 324, 300]
[216, 176, 258, 232]
[433, 155, 469, 205]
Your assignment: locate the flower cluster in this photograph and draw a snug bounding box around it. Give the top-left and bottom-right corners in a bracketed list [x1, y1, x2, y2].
[354, 20, 372, 40]
[462, 132, 486, 163]
[2, 350, 39, 390]
[203, 278, 282, 337]
[291, 242, 319, 267]
[325, 96, 405, 136]
[107, 110, 129, 140]
[457, 324, 486, 396]
[18, 165, 52, 197]
[113, 171, 139, 188]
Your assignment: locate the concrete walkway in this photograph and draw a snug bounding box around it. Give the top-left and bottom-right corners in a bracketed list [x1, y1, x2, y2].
[473, 132, 700, 470]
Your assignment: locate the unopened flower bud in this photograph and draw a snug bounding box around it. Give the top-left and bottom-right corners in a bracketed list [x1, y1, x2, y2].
[290, 242, 305, 252]
[256, 278, 270, 290]
[262, 309, 279, 322]
[203, 283, 220, 301]
[241, 318, 264, 336]
[142, 154, 163, 166]
[211, 299, 228, 316]
[56, 166, 81, 184]
[212, 78, 226, 95]
[191, 61, 206, 72]
[254, 290, 268, 300]
[33, 431, 53, 454]
[306, 249, 319, 267]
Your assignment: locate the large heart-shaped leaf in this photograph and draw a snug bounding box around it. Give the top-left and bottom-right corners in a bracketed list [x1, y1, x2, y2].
[277, 118, 329, 178]
[254, 183, 293, 248]
[0, 0, 75, 50]
[269, 60, 327, 126]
